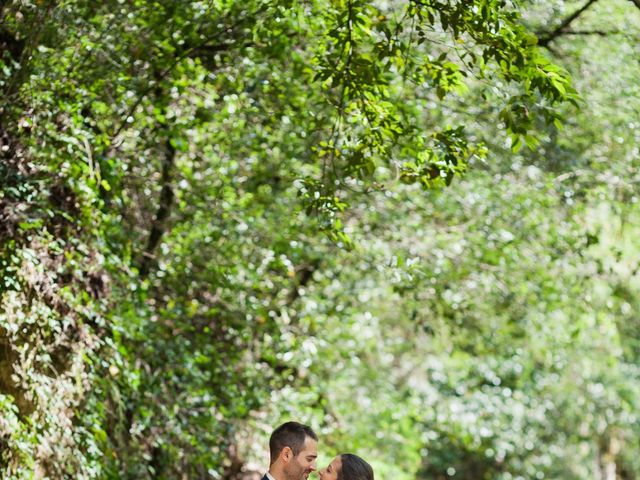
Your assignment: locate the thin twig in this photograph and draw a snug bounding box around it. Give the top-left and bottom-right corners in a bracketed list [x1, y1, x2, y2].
[537, 0, 600, 47]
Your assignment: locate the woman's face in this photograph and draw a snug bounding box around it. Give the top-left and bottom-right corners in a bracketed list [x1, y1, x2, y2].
[318, 456, 342, 480]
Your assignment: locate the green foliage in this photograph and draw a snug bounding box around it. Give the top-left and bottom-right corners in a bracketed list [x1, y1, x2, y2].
[1, 0, 639, 478]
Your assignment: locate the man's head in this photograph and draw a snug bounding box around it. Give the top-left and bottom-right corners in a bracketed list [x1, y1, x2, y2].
[269, 421, 318, 480]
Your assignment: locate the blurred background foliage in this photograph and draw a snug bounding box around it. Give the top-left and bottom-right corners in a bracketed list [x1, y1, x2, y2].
[1, 0, 639, 478]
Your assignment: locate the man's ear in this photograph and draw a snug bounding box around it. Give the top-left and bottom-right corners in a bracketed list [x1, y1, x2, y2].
[281, 446, 293, 463]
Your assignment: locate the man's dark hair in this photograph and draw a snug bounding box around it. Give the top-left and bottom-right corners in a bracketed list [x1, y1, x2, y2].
[269, 421, 318, 464]
[337, 454, 374, 480]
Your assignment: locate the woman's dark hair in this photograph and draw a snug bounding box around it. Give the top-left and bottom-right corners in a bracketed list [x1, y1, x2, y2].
[337, 454, 374, 480]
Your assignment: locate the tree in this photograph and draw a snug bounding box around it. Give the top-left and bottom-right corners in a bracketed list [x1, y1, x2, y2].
[1, 0, 583, 477]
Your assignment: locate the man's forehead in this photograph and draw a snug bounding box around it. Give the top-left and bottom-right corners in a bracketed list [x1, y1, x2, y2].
[301, 436, 318, 456]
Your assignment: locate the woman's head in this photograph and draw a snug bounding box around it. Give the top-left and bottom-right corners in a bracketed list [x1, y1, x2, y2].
[319, 454, 373, 480]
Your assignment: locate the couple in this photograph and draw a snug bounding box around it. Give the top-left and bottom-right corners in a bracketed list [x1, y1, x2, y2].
[262, 422, 373, 480]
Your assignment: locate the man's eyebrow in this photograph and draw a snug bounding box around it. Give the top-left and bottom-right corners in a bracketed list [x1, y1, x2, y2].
[307, 454, 318, 458]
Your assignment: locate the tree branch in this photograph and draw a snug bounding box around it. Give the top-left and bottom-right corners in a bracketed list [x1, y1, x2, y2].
[138, 136, 176, 278]
[286, 259, 322, 304]
[537, 0, 600, 47]
[559, 29, 624, 37]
